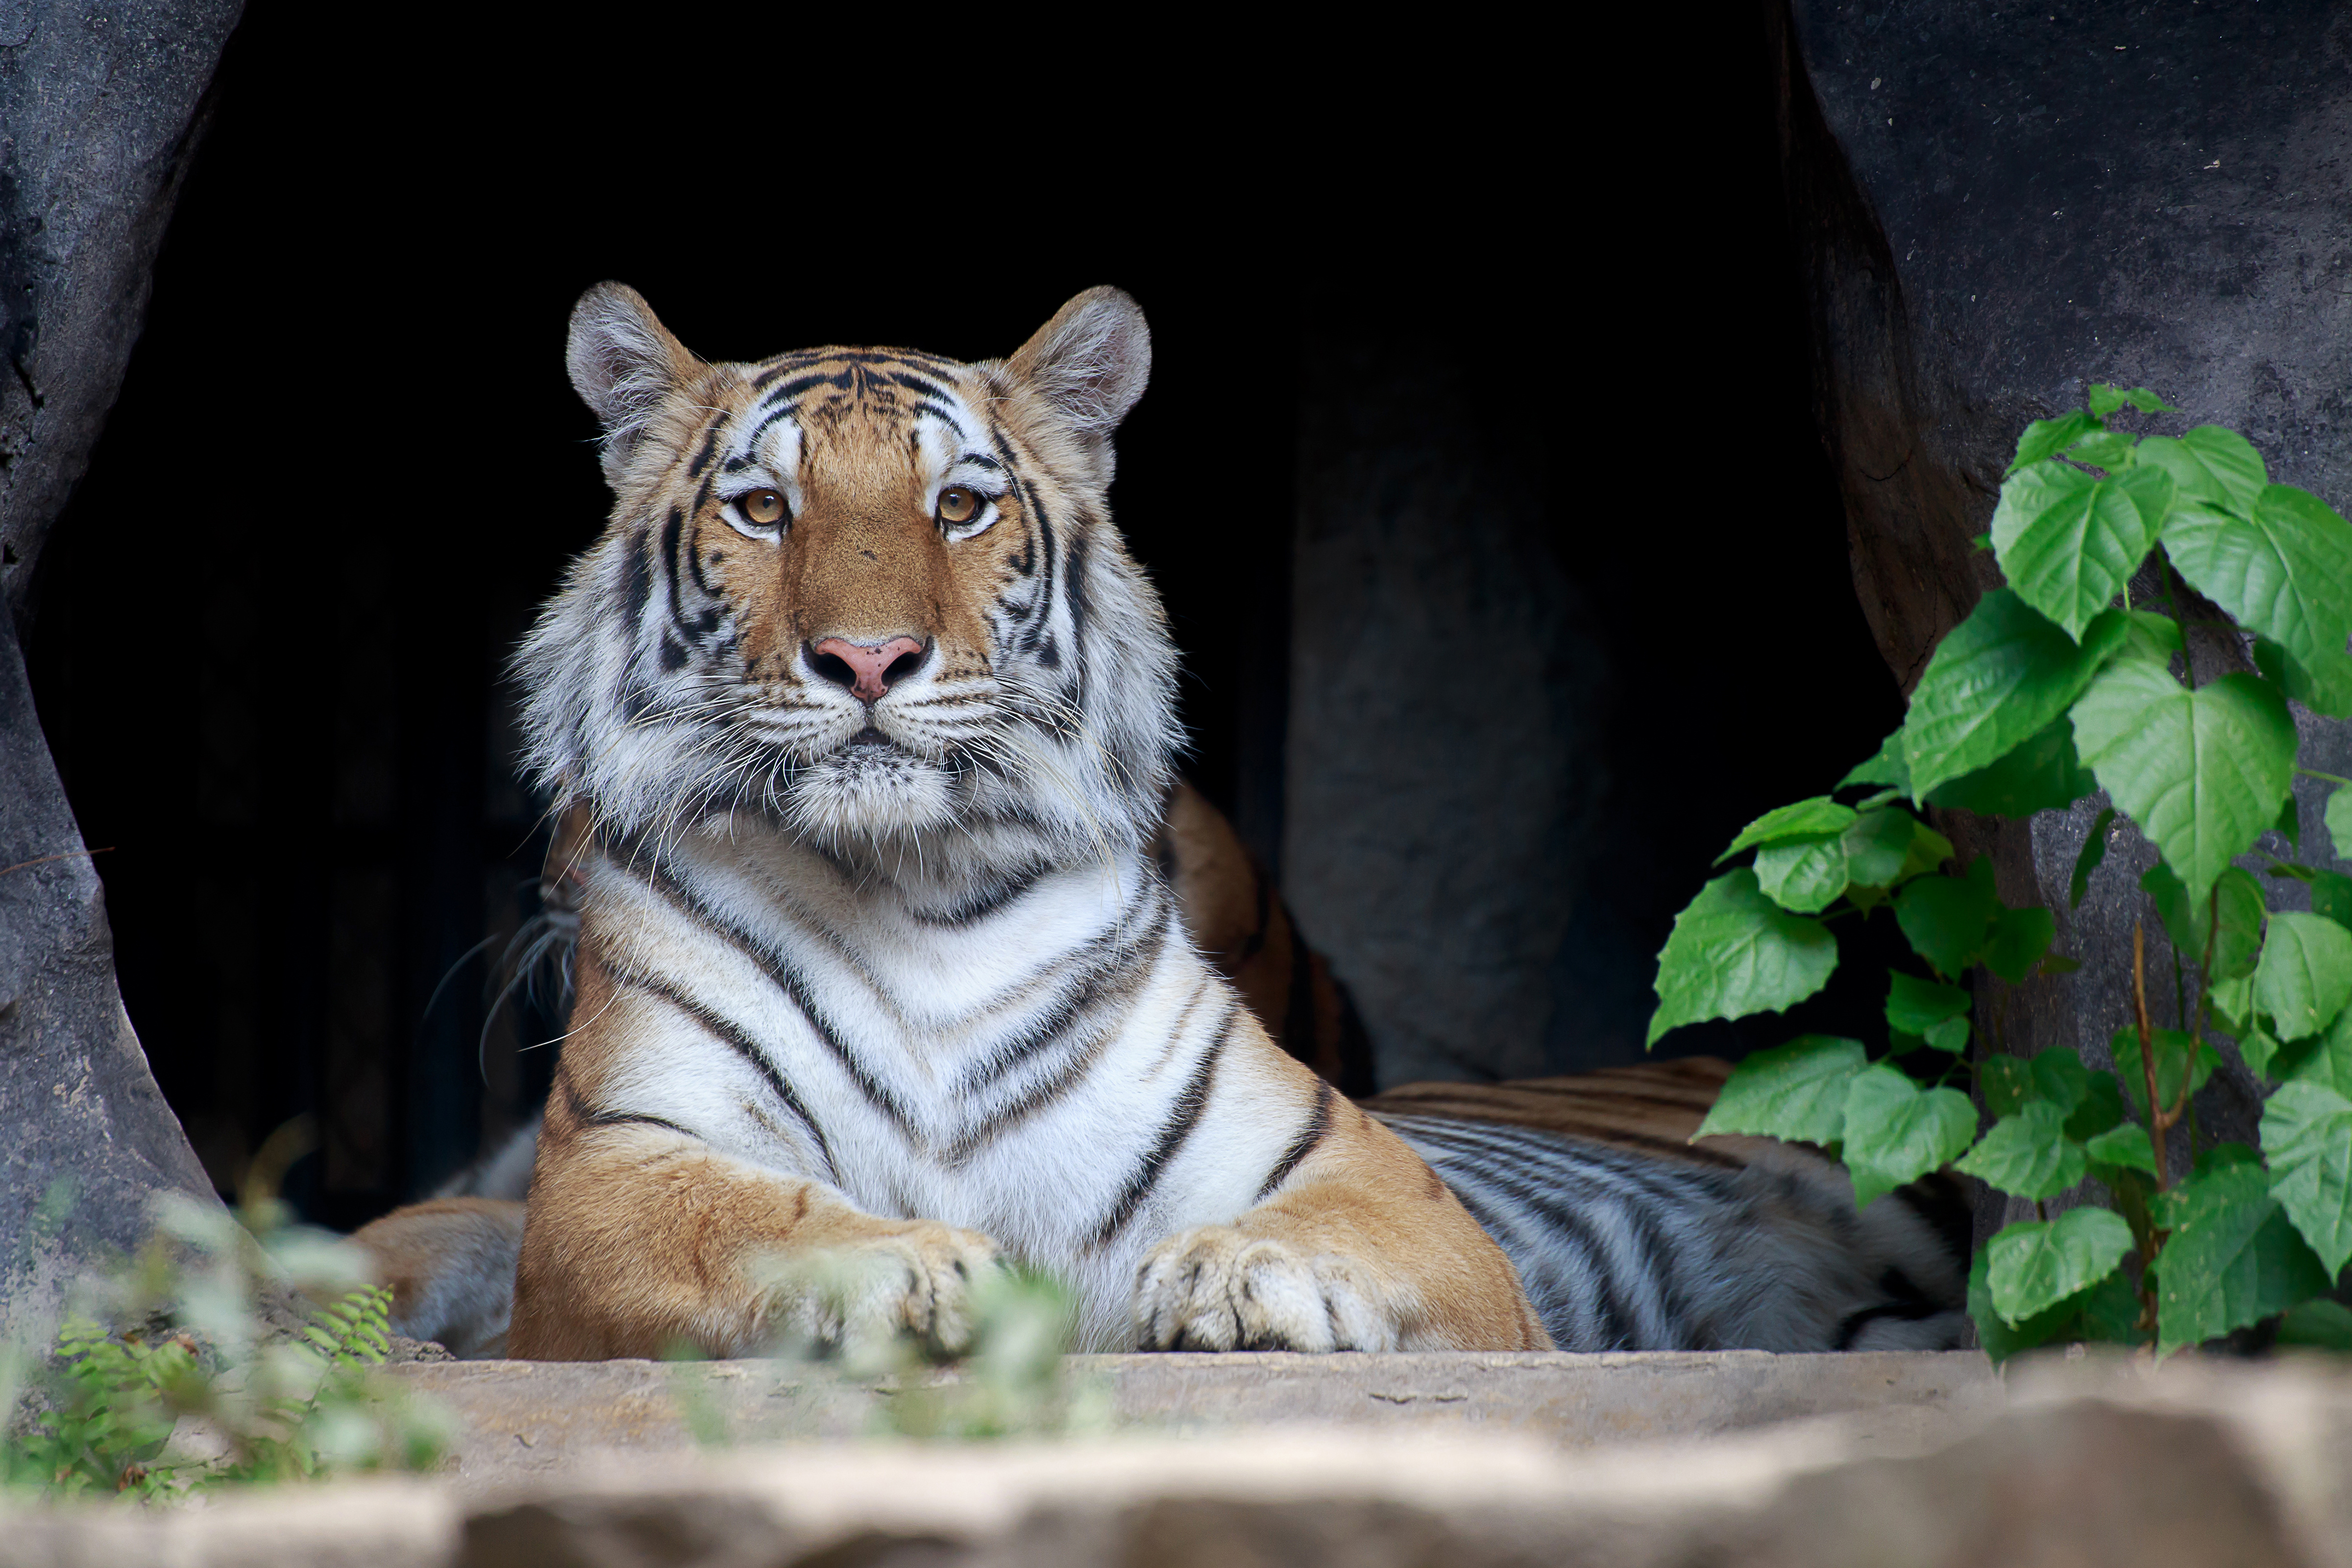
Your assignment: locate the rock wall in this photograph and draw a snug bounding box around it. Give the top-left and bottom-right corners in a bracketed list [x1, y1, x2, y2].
[0, 0, 244, 1328]
[1773, 0, 2352, 1221]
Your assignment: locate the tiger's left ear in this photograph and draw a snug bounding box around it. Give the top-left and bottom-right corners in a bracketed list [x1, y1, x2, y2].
[1005, 287, 1152, 448]
[567, 282, 704, 486]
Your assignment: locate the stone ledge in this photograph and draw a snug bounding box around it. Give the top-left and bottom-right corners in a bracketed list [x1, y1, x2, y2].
[390, 1349, 2000, 1485]
[8, 1358, 2352, 1567]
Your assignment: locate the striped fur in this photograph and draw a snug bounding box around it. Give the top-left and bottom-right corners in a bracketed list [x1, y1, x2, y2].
[492, 284, 1542, 1358]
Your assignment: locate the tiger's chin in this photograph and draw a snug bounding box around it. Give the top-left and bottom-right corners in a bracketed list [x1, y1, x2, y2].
[785, 741, 959, 843]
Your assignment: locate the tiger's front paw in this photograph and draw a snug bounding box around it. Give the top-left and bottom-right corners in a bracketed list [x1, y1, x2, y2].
[760, 1221, 1002, 1355]
[1132, 1225, 1402, 1351]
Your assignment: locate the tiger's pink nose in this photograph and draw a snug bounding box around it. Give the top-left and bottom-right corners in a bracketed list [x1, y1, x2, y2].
[808, 637, 929, 703]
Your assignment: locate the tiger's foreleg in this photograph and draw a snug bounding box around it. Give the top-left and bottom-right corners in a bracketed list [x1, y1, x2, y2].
[1131, 1071, 1552, 1352]
[509, 1116, 999, 1361]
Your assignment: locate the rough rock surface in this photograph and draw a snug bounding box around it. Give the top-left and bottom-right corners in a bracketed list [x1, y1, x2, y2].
[5, 1355, 2352, 1567]
[0, 0, 245, 615]
[0, 0, 244, 1330]
[1283, 309, 1602, 1087]
[389, 1349, 1998, 1486]
[1773, 0, 2352, 1225]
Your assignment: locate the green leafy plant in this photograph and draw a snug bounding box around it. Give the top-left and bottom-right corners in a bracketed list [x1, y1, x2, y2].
[1650, 384, 2352, 1359]
[3, 1168, 451, 1497]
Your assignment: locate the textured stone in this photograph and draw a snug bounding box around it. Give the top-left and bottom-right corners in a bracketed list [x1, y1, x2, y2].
[0, 0, 245, 614]
[390, 1349, 1999, 1488]
[1283, 311, 1603, 1087]
[0, 0, 244, 1332]
[15, 1357, 2352, 1567]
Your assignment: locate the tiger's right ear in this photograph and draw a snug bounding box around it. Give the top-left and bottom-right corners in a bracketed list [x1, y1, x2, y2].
[566, 283, 702, 484]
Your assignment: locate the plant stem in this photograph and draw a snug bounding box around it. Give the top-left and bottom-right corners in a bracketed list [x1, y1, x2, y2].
[2135, 922, 2170, 1190]
[2299, 767, 2352, 787]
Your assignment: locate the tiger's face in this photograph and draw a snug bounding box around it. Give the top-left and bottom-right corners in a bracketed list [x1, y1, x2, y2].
[518, 286, 1177, 863]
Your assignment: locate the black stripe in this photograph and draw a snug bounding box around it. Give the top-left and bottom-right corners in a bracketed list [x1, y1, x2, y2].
[625, 850, 917, 1139]
[954, 879, 1165, 1096]
[686, 417, 726, 479]
[600, 958, 840, 1182]
[559, 1068, 696, 1141]
[1256, 1079, 1335, 1201]
[621, 526, 653, 641]
[1089, 1007, 1233, 1250]
[905, 859, 1054, 927]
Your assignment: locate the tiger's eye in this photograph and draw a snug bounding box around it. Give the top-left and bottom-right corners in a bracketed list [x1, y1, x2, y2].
[937, 486, 982, 527]
[740, 489, 786, 527]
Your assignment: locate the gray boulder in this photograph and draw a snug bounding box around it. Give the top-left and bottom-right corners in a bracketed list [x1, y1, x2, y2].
[0, 0, 244, 1331]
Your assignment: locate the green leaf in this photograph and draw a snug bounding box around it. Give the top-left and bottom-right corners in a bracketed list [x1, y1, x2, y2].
[2241, 1025, 2285, 1081]
[1904, 592, 2130, 800]
[1896, 820, 1957, 884]
[1693, 1035, 1868, 1145]
[2254, 910, 2352, 1040]
[2260, 1080, 2352, 1278]
[2155, 1162, 2331, 1354]
[1717, 798, 1858, 864]
[1984, 906, 2057, 984]
[2283, 1007, 2352, 1095]
[1967, 1244, 2077, 1362]
[2064, 428, 2139, 471]
[2085, 1123, 2160, 1176]
[2142, 860, 2210, 958]
[1992, 461, 2171, 638]
[1925, 718, 2098, 818]
[2161, 486, 2352, 674]
[1841, 808, 1918, 889]
[2071, 1266, 2153, 1344]
[1894, 856, 2002, 980]
[2136, 425, 2266, 514]
[2331, 788, 2352, 862]
[1924, 1016, 1971, 1054]
[2070, 664, 2298, 899]
[1956, 1102, 2087, 1200]
[2254, 636, 2352, 721]
[1753, 836, 1849, 914]
[2207, 972, 2256, 1034]
[2275, 787, 2303, 851]
[1647, 871, 1840, 1046]
[1838, 732, 1911, 794]
[1886, 972, 1970, 1035]
[2313, 870, 2352, 932]
[2211, 867, 2268, 980]
[2008, 410, 2104, 476]
[1988, 1207, 2135, 1325]
[2029, 1048, 2093, 1114]
[2276, 1298, 2352, 1351]
[1840, 1064, 1979, 1209]
[1982, 1055, 2034, 1116]
[2071, 807, 2119, 908]
[2088, 384, 2177, 416]
[2121, 610, 2185, 664]
[2113, 1026, 2221, 1119]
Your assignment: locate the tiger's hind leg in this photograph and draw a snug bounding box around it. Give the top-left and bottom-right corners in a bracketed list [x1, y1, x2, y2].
[349, 1198, 528, 1359]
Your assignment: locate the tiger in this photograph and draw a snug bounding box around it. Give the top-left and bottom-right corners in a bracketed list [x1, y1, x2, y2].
[474, 282, 1550, 1358]
[350, 284, 1970, 1361]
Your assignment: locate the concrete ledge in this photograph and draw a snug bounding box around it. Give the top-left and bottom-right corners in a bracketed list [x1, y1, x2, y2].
[9, 1358, 2352, 1567]
[390, 1349, 2000, 1484]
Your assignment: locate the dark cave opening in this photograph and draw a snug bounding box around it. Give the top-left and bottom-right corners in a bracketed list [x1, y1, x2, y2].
[24, 10, 1903, 1226]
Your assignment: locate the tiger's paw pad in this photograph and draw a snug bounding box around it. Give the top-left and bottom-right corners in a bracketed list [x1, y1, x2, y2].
[1131, 1225, 1401, 1352]
[760, 1223, 1002, 1356]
